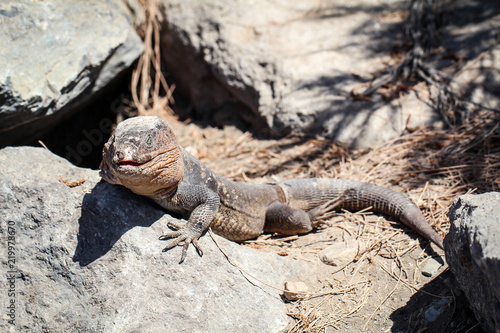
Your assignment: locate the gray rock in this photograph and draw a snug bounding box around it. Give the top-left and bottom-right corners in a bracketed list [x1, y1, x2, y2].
[0, 146, 311, 332]
[160, 0, 441, 147]
[444, 192, 500, 333]
[0, 0, 144, 147]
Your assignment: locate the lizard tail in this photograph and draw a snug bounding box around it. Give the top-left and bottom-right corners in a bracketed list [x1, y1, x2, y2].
[280, 178, 444, 249]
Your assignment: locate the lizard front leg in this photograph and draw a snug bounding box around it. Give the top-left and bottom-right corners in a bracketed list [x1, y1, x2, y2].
[158, 184, 220, 263]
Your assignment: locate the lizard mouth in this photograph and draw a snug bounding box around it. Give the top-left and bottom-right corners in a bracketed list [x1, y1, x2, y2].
[114, 146, 172, 169]
[117, 159, 147, 168]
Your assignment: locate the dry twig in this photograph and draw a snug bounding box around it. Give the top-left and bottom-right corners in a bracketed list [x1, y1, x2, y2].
[132, 0, 175, 117]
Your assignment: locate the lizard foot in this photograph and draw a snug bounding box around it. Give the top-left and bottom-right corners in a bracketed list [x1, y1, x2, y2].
[159, 221, 203, 264]
[308, 189, 353, 227]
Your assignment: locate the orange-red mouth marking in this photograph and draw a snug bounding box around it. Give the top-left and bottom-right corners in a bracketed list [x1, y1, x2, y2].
[117, 159, 145, 168]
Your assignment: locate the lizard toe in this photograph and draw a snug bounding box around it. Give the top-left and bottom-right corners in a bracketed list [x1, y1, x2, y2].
[161, 235, 186, 252]
[158, 230, 182, 240]
[159, 226, 204, 263]
[179, 240, 192, 264]
[191, 238, 203, 257]
[167, 220, 187, 231]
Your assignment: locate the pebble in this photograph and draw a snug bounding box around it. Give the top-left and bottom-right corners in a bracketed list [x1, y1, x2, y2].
[421, 256, 446, 277]
[318, 237, 358, 267]
[283, 281, 309, 301]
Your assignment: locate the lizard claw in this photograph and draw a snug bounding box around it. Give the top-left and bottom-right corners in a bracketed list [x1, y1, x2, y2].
[159, 225, 204, 264]
[191, 238, 203, 257]
[308, 189, 354, 226]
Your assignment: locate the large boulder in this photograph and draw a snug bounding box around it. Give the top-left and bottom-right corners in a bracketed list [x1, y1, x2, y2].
[445, 192, 500, 333]
[160, 0, 441, 147]
[0, 146, 310, 332]
[0, 0, 144, 147]
[160, 0, 500, 147]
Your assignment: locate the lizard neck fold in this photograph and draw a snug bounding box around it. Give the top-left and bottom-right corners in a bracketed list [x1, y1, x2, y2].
[125, 143, 185, 198]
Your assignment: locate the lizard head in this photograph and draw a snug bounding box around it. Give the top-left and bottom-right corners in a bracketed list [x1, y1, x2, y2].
[100, 116, 184, 197]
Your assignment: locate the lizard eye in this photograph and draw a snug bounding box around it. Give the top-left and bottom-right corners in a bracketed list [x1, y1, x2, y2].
[145, 134, 153, 146]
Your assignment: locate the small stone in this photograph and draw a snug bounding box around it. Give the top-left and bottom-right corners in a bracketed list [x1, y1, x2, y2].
[283, 281, 309, 301]
[318, 237, 358, 267]
[421, 256, 445, 277]
[424, 298, 450, 324]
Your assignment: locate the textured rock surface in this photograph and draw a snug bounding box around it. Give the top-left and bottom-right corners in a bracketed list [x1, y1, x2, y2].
[445, 192, 500, 333]
[0, 0, 144, 146]
[0, 147, 311, 332]
[160, 0, 500, 147]
[160, 0, 441, 147]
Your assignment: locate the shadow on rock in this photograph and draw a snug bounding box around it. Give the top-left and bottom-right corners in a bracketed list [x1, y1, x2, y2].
[73, 180, 164, 266]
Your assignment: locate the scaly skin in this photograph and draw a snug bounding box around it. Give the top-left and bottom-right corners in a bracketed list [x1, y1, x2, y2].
[100, 116, 444, 263]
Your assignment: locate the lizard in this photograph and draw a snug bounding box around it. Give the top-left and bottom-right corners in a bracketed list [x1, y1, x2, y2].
[99, 116, 444, 263]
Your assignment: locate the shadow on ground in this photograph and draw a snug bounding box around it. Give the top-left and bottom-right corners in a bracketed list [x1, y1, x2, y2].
[390, 270, 484, 333]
